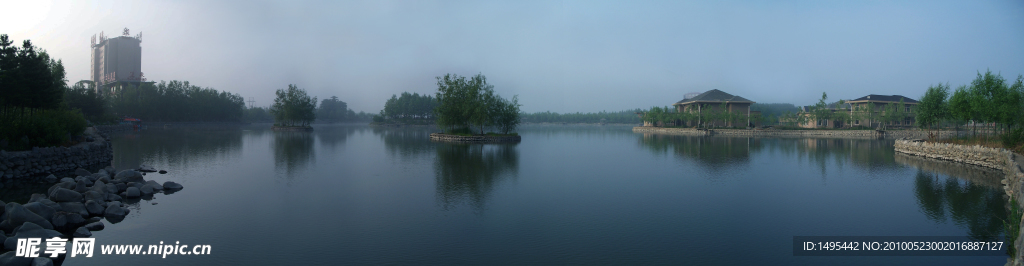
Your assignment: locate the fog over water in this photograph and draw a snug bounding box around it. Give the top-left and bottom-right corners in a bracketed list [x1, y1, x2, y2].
[2, 0, 1023, 113]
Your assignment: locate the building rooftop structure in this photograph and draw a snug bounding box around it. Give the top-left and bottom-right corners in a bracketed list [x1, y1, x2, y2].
[848, 94, 918, 103]
[673, 89, 754, 106]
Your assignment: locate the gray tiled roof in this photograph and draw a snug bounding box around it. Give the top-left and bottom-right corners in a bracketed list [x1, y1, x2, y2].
[674, 89, 754, 105]
[849, 94, 918, 103]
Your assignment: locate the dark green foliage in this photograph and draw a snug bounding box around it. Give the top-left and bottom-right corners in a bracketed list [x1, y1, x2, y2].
[270, 84, 317, 127]
[1005, 198, 1022, 258]
[434, 74, 520, 134]
[107, 80, 245, 122]
[244, 106, 273, 123]
[317, 96, 349, 122]
[381, 92, 437, 123]
[521, 110, 642, 124]
[750, 103, 799, 125]
[0, 34, 88, 151]
[64, 81, 108, 122]
[916, 83, 950, 130]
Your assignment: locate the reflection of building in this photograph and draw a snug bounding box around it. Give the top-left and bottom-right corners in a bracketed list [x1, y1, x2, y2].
[90, 28, 145, 95]
[671, 89, 758, 128]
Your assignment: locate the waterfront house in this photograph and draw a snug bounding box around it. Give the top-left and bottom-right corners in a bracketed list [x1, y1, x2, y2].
[671, 89, 758, 128]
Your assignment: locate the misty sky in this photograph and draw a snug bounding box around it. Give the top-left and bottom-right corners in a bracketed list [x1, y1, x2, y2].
[3, 0, 1023, 113]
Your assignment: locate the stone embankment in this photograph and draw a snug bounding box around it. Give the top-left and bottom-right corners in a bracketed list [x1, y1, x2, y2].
[633, 126, 960, 139]
[429, 133, 521, 143]
[894, 139, 1024, 265]
[0, 167, 184, 265]
[0, 128, 112, 180]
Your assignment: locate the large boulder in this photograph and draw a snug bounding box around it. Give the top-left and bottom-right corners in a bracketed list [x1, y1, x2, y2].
[114, 170, 144, 184]
[28, 194, 48, 204]
[2, 222, 62, 251]
[4, 203, 53, 230]
[140, 184, 155, 195]
[103, 203, 128, 218]
[84, 200, 104, 216]
[21, 203, 55, 222]
[115, 183, 127, 193]
[145, 180, 164, 191]
[73, 227, 92, 238]
[163, 181, 183, 190]
[125, 187, 141, 198]
[73, 179, 91, 193]
[105, 193, 122, 202]
[82, 191, 106, 204]
[0, 251, 34, 266]
[48, 188, 82, 203]
[83, 221, 104, 231]
[32, 257, 53, 266]
[57, 202, 88, 217]
[47, 182, 75, 197]
[58, 177, 74, 184]
[104, 166, 115, 177]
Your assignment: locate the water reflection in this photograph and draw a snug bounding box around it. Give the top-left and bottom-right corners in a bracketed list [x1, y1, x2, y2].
[272, 131, 315, 181]
[315, 125, 359, 150]
[111, 127, 243, 171]
[372, 126, 436, 160]
[637, 134, 758, 172]
[903, 155, 1007, 241]
[434, 143, 519, 211]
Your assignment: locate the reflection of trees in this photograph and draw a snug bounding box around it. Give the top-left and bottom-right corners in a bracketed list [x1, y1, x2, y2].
[637, 134, 758, 172]
[914, 169, 1007, 241]
[372, 126, 437, 160]
[314, 125, 359, 150]
[272, 131, 315, 179]
[111, 127, 243, 171]
[434, 144, 519, 211]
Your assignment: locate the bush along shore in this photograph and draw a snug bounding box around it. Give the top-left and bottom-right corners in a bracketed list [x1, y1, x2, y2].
[894, 139, 1024, 265]
[0, 167, 184, 265]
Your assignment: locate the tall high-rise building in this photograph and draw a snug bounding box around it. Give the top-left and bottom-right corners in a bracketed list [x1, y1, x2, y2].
[90, 28, 143, 95]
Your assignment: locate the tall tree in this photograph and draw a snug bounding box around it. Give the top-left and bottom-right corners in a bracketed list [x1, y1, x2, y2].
[917, 83, 950, 131]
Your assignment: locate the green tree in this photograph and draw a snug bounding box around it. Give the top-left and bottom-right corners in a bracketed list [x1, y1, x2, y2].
[916, 83, 950, 131]
[317, 96, 348, 122]
[434, 73, 519, 135]
[270, 84, 317, 127]
[949, 85, 972, 136]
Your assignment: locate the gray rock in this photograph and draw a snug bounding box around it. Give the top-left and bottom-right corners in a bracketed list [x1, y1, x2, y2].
[138, 164, 156, 172]
[114, 170, 144, 183]
[4, 203, 54, 230]
[145, 180, 164, 190]
[74, 168, 91, 177]
[32, 257, 53, 266]
[82, 191, 105, 203]
[125, 187, 141, 198]
[28, 193, 48, 203]
[22, 202, 55, 222]
[106, 193, 122, 202]
[3, 222, 62, 251]
[103, 203, 128, 218]
[44, 174, 57, 183]
[96, 175, 111, 184]
[163, 181, 183, 190]
[65, 213, 85, 225]
[47, 182, 75, 196]
[50, 212, 67, 228]
[126, 182, 144, 189]
[84, 200, 105, 216]
[83, 221, 104, 231]
[140, 184, 155, 195]
[0, 250, 34, 266]
[73, 179, 91, 193]
[89, 173, 105, 182]
[59, 177, 74, 183]
[105, 183, 118, 194]
[49, 188, 83, 202]
[104, 166, 115, 176]
[58, 202, 89, 217]
[73, 227, 92, 237]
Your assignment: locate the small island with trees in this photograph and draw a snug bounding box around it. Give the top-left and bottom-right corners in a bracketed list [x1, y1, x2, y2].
[270, 84, 317, 131]
[428, 73, 522, 143]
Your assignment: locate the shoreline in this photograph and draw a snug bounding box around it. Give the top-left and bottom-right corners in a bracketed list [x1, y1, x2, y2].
[633, 126, 962, 139]
[429, 133, 521, 143]
[894, 139, 1024, 265]
[0, 127, 113, 180]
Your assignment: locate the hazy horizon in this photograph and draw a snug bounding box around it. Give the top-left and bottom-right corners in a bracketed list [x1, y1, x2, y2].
[3, 0, 1023, 113]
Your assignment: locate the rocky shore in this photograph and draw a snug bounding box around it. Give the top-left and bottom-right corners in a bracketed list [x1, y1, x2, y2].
[634, 126, 962, 139]
[0, 167, 184, 265]
[0, 127, 112, 180]
[894, 139, 1024, 265]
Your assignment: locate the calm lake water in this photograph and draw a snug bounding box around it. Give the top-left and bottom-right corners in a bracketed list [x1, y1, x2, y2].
[34, 124, 1010, 265]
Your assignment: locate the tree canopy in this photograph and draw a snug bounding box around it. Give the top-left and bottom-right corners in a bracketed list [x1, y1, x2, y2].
[434, 73, 520, 134]
[270, 84, 317, 127]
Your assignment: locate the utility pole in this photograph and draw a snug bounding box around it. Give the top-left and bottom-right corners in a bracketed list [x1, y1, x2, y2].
[247, 97, 255, 109]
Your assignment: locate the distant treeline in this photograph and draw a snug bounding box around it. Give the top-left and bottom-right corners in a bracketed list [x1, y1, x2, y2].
[520, 110, 642, 124]
[244, 95, 374, 123]
[376, 92, 437, 123]
[750, 103, 799, 125]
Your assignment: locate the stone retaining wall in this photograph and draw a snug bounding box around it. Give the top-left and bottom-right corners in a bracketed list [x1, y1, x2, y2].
[633, 126, 960, 139]
[429, 133, 521, 143]
[894, 139, 1024, 265]
[0, 127, 112, 180]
